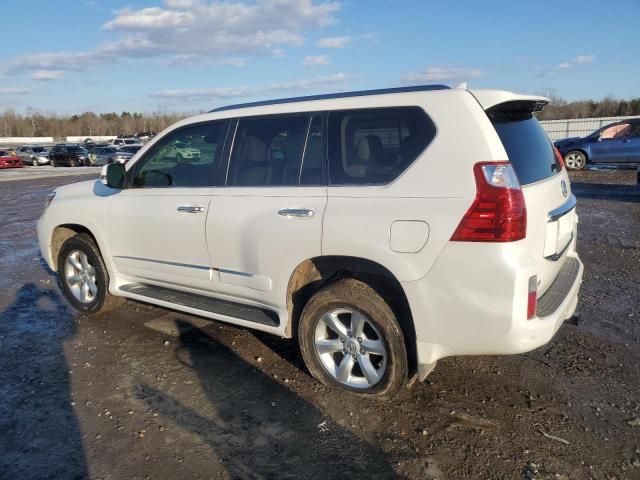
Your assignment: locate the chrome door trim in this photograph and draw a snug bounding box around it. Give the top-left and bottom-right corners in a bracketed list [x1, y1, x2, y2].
[278, 207, 315, 218]
[177, 205, 206, 213]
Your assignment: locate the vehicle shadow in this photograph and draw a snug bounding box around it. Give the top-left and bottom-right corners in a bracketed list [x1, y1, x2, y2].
[137, 321, 398, 480]
[572, 182, 640, 202]
[0, 283, 88, 480]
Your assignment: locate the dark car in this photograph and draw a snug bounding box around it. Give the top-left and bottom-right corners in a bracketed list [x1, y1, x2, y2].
[554, 118, 640, 170]
[49, 144, 88, 167]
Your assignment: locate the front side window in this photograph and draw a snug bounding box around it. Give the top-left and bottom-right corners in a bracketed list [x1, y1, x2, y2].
[227, 115, 309, 186]
[132, 121, 228, 188]
[328, 107, 436, 185]
[600, 123, 631, 139]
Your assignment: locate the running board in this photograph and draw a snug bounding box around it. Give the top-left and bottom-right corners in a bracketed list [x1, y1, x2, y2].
[119, 283, 280, 327]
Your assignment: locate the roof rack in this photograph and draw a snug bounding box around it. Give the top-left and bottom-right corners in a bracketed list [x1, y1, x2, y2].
[209, 84, 451, 113]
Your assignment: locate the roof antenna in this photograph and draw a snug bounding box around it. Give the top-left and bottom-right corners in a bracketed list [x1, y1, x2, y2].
[455, 81, 468, 90]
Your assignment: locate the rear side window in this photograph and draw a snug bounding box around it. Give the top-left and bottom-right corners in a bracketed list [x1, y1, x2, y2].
[328, 106, 436, 185]
[227, 115, 308, 186]
[488, 108, 559, 185]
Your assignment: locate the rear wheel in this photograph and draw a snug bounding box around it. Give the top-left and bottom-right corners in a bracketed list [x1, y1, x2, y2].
[298, 278, 408, 399]
[57, 234, 124, 313]
[564, 150, 587, 170]
[68, 158, 76, 167]
[31, 158, 38, 167]
[50, 158, 57, 167]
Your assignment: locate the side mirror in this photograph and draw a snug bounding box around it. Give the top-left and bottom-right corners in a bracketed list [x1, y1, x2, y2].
[100, 163, 126, 189]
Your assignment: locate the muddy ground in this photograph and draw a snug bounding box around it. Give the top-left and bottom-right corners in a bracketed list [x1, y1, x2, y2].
[0, 168, 638, 480]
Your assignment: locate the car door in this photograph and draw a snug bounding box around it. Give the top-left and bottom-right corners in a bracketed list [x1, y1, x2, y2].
[591, 122, 632, 162]
[206, 114, 327, 311]
[106, 120, 231, 292]
[624, 122, 640, 162]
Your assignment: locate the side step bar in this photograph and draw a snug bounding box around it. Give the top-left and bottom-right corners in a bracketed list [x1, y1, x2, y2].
[119, 283, 280, 327]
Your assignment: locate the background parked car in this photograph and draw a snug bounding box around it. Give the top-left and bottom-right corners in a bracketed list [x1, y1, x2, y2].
[16, 145, 50, 166]
[88, 147, 134, 165]
[118, 145, 142, 155]
[49, 144, 89, 167]
[111, 137, 143, 148]
[555, 118, 640, 170]
[0, 150, 24, 169]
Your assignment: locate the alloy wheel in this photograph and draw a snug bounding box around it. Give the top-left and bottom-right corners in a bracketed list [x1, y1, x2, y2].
[63, 250, 98, 304]
[565, 152, 585, 170]
[313, 307, 387, 389]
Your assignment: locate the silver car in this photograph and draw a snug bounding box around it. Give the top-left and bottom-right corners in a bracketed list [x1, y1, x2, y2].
[16, 145, 50, 166]
[88, 147, 134, 166]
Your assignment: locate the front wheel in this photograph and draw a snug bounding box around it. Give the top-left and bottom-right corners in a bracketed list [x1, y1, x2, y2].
[298, 278, 408, 400]
[50, 158, 57, 167]
[32, 158, 38, 167]
[564, 150, 587, 170]
[57, 234, 124, 313]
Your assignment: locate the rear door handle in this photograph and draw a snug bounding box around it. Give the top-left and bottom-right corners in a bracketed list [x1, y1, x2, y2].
[278, 207, 315, 218]
[177, 205, 205, 214]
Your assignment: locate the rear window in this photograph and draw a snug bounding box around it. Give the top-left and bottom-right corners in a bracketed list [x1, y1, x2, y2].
[488, 109, 559, 186]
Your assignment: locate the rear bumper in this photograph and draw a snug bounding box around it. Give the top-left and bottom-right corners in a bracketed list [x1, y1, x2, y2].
[402, 242, 584, 368]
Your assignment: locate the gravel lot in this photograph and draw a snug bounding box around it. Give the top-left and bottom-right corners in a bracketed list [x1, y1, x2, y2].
[0, 168, 639, 480]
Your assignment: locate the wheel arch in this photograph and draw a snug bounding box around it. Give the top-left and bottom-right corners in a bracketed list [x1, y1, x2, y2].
[51, 224, 100, 271]
[286, 255, 417, 376]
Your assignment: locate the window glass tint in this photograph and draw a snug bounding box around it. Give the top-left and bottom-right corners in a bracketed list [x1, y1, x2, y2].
[133, 122, 228, 187]
[328, 107, 435, 185]
[489, 111, 559, 185]
[300, 115, 324, 185]
[228, 115, 308, 186]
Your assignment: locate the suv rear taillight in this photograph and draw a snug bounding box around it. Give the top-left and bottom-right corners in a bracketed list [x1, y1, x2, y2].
[553, 146, 565, 170]
[451, 162, 527, 242]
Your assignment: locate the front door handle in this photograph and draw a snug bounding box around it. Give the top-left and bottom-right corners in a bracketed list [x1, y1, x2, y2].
[177, 205, 205, 214]
[278, 207, 315, 218]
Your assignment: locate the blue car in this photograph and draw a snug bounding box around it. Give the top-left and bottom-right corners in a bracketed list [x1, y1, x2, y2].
[554, 118, 640, 170]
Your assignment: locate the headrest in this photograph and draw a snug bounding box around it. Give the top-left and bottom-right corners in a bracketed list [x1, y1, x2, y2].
[356, 135, 384, 162]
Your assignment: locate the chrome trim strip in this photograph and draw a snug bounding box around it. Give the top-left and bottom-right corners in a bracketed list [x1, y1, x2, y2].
[215, 268, 253, 278]
[547, 194, 577, 222]
[544, 233, 574, 261]
[113, 256, 210, 271]
[278, 207, 315, 218]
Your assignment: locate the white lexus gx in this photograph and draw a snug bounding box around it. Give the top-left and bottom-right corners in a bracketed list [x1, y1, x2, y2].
[38, 85, 583, 399]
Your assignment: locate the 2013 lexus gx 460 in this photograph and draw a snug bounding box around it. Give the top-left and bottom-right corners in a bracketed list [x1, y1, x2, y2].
[38, 85, 583, 399]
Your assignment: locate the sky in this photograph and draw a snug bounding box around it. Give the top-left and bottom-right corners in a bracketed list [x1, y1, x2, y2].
[0, 0, 638, 114]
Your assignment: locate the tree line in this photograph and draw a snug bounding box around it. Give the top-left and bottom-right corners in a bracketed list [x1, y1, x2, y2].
[0, 110, 191, 138]
[1, 95, 639, 137]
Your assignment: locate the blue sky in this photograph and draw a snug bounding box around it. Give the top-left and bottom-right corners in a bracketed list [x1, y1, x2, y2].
[0, 0, 638, 114]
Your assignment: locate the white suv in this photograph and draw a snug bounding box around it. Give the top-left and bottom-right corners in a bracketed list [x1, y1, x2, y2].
[37, 85, 583, 399]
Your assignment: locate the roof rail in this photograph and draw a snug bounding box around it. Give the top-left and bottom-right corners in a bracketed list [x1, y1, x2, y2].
[209, 84, 451, 113]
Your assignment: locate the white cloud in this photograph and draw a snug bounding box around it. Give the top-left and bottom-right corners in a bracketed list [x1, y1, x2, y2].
[401, 66, 482, 84]
[9, 0, 341, 73]
[150, 72, 350, 100]
[574, 54, 595, 64]
[30, 70, 65, 81]
[317, 36, 350, 48]
[0, 88, 30, 95]
[540, 54, 595, 76]
[303, 54, 329, 67]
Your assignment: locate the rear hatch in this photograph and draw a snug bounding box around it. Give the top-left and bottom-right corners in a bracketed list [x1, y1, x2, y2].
[486, 100, 576, 296]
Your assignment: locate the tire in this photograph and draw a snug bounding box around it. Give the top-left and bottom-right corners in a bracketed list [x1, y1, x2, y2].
[564, 150, 587, 171]
[298, 278, 408, 400]
[32, 158, 38, 167]
[68, 158, 76, 167]
[50, 158, 57, 167]
[57, 233, 124, 314]
[176, 153, 183, 163]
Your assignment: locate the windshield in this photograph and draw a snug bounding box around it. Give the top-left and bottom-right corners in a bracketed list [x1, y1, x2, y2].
[67, 146, 83, 153]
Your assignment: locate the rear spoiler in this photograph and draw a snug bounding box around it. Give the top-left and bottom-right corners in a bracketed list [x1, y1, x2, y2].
[469, 89, 550, 112]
